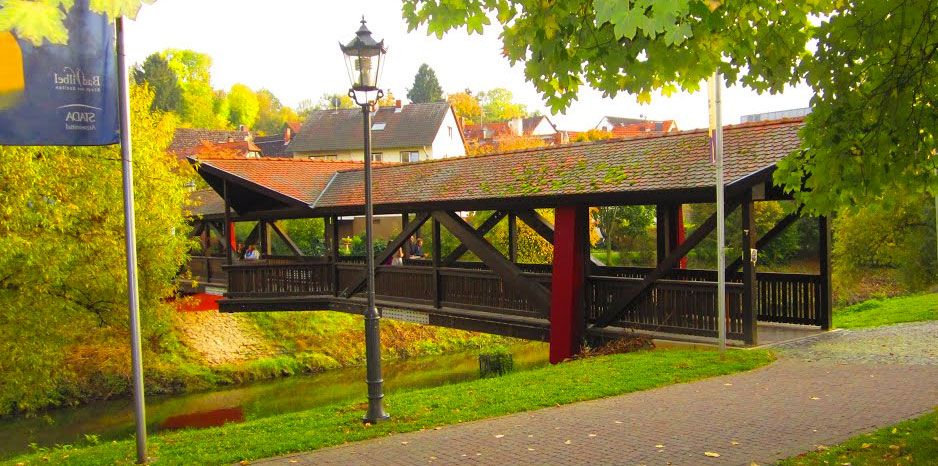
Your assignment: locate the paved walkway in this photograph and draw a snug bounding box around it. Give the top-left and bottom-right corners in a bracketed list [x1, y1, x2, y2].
[256, 324, 938, 466]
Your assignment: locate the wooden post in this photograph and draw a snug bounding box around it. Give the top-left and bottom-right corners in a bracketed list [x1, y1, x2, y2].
[259, 220, 271, 257]
[223, 179, 233, 265]
[656, 204, 670, 265]
[741, 192, 758, 345]
[508, 213, 517, 263]
[818, 215, 833, 329]
[432, 218, 442, 308]
[549, 204, 588, 363]
[330, 216, 340, 296]
[669, 204, 686, 269]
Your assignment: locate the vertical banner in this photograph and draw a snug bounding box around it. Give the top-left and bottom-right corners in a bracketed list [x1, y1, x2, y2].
[0, 0, 119, 146]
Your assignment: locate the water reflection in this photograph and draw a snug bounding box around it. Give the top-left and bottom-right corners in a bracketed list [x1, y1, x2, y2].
[0, 342, 547, 458]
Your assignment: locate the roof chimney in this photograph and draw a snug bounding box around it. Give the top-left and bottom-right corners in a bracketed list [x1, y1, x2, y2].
[510, 116, 523, 136]
[238, 124, 248, 132]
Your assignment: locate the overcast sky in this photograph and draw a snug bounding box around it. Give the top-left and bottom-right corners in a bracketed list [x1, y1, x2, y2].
[125, 0, 814, 131]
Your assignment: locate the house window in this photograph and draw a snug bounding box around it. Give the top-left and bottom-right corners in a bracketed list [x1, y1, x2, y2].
[372, 122, 387, 131]
[400, 151, 419, 163]
[448, 126, 453, 139]
[372, 153, 383, 162]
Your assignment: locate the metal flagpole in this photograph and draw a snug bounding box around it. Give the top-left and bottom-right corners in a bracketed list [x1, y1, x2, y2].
[710, 72, 727, 357]
[116, 16, 148, 464]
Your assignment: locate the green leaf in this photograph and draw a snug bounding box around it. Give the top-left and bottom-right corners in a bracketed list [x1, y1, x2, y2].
[0, 0, 68, 46]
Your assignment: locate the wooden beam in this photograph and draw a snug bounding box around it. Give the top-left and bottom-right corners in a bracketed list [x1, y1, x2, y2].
[432, 219, 442, 308]
[592, 198, 742, 328]
[432, 211, 552, 314]
[740, 192, 758, 344]
[726, 209, 802, 273]
[818, 215, 833, 330]
[508, 213, 517, 262]
[514, 209, 554, 243]
[341, 212, 431, 297]
[223, 180, 233, 265]
[441, 211, 506, 266]
[269, 221, 304, 258]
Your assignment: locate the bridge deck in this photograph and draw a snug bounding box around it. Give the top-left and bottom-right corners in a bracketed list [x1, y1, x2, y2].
[185, 256, 826, 346]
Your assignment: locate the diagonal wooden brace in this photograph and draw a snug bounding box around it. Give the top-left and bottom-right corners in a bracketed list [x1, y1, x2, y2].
[441, 210, 506, 266]
[269, 221, 304, 258]
[341, 212, 431, 298]
[432, 211, 552, 314]
[592, 198, 742, 328]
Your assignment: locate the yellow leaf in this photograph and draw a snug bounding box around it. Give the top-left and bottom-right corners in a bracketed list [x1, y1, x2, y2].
[861, 442, 872, 449]
[704, 451, 721, 457]
[564, 440, 572, 445]
[655, 444, 665, 448]
[494, 434, 504, 438]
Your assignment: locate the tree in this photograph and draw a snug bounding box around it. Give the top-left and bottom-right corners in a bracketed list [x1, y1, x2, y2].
[133, 53, 182, 113]
[478, 88, 526, 121]
[227, 83, 259, 129]
[592, 206, 654, 265]
[447, 91, 482, 124]
[406, 63, 444, 103]
[401, 0, 938, 213]
[466, 134, 547, 156]
[162, 48, 212, 85]
[158, 49, 227, 128]
[572, 129, 615, 142]
[0, 84, 191, 414]
[254, 88, 298, 135]
[0, 0, 152, 46]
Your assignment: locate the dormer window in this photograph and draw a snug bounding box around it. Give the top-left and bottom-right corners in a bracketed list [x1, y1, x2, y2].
[372, 122, 387, 131]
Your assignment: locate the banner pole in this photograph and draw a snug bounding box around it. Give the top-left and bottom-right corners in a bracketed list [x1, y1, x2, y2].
[713, 72, 726, 358]
[116, 16, 148, 464]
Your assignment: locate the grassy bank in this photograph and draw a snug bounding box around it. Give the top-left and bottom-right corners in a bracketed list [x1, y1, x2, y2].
[834, 293, 938, 329]
[780, 409, 938, 465]
[5, 348, 773, 466]
[12, 311, 504, 416]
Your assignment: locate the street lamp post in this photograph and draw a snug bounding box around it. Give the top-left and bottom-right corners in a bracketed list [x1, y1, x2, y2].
[340, 17, 389, 425]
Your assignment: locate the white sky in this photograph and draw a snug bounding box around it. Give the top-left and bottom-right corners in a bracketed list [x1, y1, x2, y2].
[125, 0, 814, 132]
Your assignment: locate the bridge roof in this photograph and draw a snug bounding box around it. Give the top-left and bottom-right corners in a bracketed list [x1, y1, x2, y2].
[191, 118, 803, 217]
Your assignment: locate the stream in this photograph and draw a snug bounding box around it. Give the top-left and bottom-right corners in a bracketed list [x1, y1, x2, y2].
[0, 342, 548, 458]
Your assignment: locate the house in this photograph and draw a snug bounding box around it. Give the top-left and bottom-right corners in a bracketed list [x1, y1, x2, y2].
[252, 121, 303, 158]
[286, 101, 466, 162]
[463, 115, 558, 141]
[595, 116, 679, 137]
[178, 139, 263, 159]
[168, 128, 254, 159]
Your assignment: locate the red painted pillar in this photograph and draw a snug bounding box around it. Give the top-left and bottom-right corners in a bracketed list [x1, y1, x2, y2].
[229, 222, 237, 252]
[550, 205, 588, 364]
[668, 205, 687, 269]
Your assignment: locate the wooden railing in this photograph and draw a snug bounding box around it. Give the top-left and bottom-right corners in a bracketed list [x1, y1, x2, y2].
[185, 255, 228, 285]
[586, 275, 747, 340]
[219, 260, 824, 342]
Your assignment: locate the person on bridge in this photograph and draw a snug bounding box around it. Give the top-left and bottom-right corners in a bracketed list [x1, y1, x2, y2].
[410, 238, 425, 259]
[391, 248, 404, 266]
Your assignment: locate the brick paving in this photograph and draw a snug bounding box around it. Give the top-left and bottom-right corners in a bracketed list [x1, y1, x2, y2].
[253, 323, 938, 466]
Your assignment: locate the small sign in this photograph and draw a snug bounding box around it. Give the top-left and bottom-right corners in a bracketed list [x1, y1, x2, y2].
[0, 0, 119, 146]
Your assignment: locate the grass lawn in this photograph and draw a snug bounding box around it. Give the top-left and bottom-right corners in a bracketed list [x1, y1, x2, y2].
[5, 349, 772, 466]
[780, 409, 938, 465]
[834, 293, 938, 329]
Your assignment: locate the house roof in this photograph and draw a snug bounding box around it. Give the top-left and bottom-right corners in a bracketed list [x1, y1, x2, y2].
[192, 118, 804, 216]
[463, 116, 556, 140]
[188, 188, 226, 217]
[168, 128, 253, 154]
[285, 121, 302, 134]
[253, 135, 290, 158]
[286, 102, 453, 153]
[314, 118, 802, 211]
[191, 158, 379, 205]
[609, 120, 679, 137]
[177, 140, 262, 158]
[598, 116, 646, 127]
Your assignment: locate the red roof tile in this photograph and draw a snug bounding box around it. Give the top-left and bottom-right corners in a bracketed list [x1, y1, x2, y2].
[316, 118, 803, 209]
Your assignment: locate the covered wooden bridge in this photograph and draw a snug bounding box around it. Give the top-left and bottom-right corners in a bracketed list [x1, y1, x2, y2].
[184, 118, 831, 363]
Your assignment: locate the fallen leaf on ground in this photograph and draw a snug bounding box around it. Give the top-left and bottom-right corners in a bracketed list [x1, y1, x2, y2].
[528, 448, 535, 451]
[816, 445, 829, 451]
[889, 445, 900, 450]
[704, 451, 721, 457]
[655, 444, 665, 448]
[564, 440, 572, 445]
[588, 433, 597, 437]
[810, 397, 820, 400]
[861, 443, 872, 449]
[724, 383, 733, 386]
[401, 441, 409, 445]
[892, 428, 898, 434]
[731, 441, 740, 445]
[614, 421, 623, 424]
[494, 434, 504, 438]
